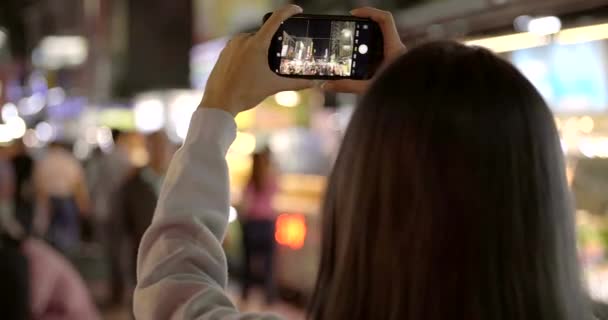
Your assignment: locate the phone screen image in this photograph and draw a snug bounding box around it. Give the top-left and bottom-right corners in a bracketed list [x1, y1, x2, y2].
[267, 15, 383, 80]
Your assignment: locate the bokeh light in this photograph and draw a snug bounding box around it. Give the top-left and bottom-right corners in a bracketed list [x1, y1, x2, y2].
[134, 98, 165, 133]
[274, 91, 300, 108]
[7, 116, 27, 139]
[275, 213, 307, 250]
[35, 122, 55, 142]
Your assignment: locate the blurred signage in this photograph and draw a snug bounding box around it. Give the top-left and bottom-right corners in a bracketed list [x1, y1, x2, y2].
[194, 0, 274, 40]
[133, 89, 202, 142]
[190, 38, 228, 90]
[33, 36, 88, 70]
[98, 107, 134, 131]
[511, 40, 608, 114]
[47, 96, 87, 120]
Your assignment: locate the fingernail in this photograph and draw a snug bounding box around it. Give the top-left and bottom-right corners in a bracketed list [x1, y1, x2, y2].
[295, 5, 303, 12]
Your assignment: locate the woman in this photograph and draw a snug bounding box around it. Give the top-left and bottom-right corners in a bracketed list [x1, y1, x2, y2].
[240, 148, 278, 304]
[133, 5, 593, 320]
[33, 141, 91, 254]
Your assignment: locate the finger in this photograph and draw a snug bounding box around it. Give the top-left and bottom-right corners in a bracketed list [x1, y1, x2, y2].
[258, 4, 303, 46]
[233, 32, 253, 40]
[322, 79, 368, 94]
[350, 7, 401, 49]
[276, 78, 315, 92]
[221, 33, 251, 60]
[289, 79, 315, 91]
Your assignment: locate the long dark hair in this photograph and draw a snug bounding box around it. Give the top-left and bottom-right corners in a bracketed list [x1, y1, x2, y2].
[308, 41, 591, 320]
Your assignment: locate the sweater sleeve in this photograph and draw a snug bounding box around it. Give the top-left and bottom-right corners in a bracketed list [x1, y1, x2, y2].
[133, 108, 281, 320]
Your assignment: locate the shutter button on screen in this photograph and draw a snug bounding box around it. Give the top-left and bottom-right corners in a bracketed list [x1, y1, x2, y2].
[358, 44, 368, 54]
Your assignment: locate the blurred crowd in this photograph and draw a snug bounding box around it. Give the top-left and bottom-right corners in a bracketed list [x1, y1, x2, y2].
[0, 129, 176, 319]
[0, 127, 289, 319]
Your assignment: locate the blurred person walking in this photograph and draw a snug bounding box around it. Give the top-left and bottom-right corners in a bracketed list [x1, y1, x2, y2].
[132, 5, 595, 320]
[110, 130, 174, 307]
[10, 139, 35, 231]
[240, 147, 278, 304]
[88, 129, 133, 239]
[87, 129, 134, 304]
[33, 141, 91, 254]
[86, 129, 133, 305]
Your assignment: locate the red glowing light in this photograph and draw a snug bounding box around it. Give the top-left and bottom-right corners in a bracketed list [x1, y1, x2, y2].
[275, 213, 307, 250]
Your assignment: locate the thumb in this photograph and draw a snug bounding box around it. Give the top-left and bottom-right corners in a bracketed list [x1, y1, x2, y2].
[322, 79, 368, 94]
[277, 79, 315, 92]
[291, 79, 315, 90]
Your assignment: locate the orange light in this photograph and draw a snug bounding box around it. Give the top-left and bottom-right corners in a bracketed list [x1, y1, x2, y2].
[275, 214, 307, 250]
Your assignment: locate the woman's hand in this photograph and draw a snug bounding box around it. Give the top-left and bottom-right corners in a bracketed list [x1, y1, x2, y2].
[322, 7, 406, 94]
[201, 5, 313, 116]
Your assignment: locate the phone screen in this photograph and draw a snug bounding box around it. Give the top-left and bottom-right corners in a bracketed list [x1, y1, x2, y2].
[267, 15, 383, 80]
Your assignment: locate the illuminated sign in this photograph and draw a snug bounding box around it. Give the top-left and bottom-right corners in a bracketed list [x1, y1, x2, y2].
[511, 40, 608, 113]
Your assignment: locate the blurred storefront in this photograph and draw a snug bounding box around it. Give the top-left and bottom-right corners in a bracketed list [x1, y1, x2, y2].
[193, 0, 280, 41]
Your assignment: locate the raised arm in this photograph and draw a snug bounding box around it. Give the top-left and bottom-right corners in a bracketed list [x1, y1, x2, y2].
[134, 108, 278, 319]
[134, 5, 312, 319]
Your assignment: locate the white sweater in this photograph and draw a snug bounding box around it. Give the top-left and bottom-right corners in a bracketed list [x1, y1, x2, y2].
[134, 108, 281, 320]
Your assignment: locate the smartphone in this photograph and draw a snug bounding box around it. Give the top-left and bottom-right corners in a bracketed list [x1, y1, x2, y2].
[264, 13, 383, 80]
